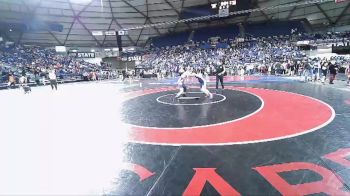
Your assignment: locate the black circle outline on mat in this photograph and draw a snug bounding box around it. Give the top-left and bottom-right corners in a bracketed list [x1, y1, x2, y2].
[128, 89, 264, 129]
[156, 92, 227, 106]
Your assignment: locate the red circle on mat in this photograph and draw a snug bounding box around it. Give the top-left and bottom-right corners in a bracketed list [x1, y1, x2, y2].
[122, 87, 335, 145]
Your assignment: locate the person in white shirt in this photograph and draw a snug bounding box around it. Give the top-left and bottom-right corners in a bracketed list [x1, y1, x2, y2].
[48, 68, 57, 90]
[314, 60, 321, 81]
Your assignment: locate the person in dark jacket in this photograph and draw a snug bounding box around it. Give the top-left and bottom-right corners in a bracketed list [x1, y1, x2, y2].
[122, 70, 127, 81]
[34, 67, 40, 85]
[215, 62, 226, 90]
[328, 61, 338, 84]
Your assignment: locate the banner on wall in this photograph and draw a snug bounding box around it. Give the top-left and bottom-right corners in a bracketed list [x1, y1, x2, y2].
[69, 52, 96, 58]
[105, 31, 116, 36]
[121, 56, 143, 61]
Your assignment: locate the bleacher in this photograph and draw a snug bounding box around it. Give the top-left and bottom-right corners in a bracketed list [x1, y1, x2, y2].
[192, 25, 240, 42]
[150, 20, 306, 49]
[245, 20, 305, 37]
[151, 31, 191, 47]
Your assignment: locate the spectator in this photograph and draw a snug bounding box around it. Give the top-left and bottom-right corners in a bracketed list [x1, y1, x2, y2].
[346, 63, 350, 86]
[48, 68, 58, 90]
[7, 72, 16, 89]
[328, 61, 338, 84]
[321, 60, 328, 84]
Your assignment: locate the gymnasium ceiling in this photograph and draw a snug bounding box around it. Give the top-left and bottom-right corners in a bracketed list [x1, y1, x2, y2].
[0, 0, 349, 47]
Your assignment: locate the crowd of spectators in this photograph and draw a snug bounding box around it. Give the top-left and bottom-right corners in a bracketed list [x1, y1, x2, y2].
[0, 43, 116, 87]
[144, 37, 303, 73]
[139, 32, 350, 85]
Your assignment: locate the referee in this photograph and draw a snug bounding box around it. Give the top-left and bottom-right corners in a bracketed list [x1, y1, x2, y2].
[215, 62, 226, 90]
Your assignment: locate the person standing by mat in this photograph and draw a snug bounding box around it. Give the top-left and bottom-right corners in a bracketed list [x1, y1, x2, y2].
[345, 62, 350, 86]
[48, 68, 58, 90]
[215, 61, 226, 90]
[320, 60, 328, 84]
[329, 60, 338, 85]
